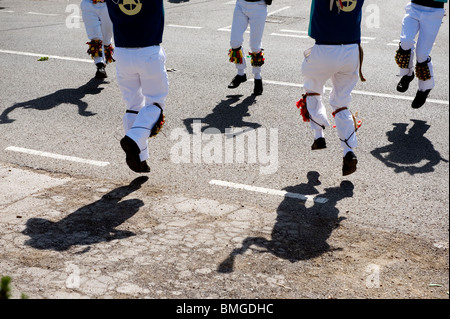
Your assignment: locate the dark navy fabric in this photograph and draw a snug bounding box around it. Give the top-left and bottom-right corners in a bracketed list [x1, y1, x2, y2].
[308, 0, 365, 45]
[106, 0, 164, 48]
[412, 0, 446, 8]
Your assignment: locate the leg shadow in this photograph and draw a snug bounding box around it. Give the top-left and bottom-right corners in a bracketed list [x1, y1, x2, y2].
[218, 173, 354, 273]
[0, 78, 106, 124]
[183, 94, 260, 135]
[371, 119, 448, 174]
[22, 176, 148, 252]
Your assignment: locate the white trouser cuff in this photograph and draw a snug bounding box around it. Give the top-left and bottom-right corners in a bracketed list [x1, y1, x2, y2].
[125, 104, 162, 161]
[306, 95, 331, 130]
[334, 110, 358, 150]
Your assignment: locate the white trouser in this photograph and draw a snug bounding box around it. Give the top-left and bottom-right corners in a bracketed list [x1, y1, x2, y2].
[399, 2, 445, 91]
[301, 44, 360, 152]
[230, 0, 267, 75]
[80, 0, 113, 64]
[114, 46, 169, 161]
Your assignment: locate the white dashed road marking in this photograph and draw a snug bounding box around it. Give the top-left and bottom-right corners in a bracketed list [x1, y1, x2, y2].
[267, 6, 291, 16]
[5, 146, 110, 167]
[209, 179, 329, 203]
[0, 49, 93, 63]
[261, 79, 449, 105]
[167, 24, 203, 29]
[27, 12, 58, 16]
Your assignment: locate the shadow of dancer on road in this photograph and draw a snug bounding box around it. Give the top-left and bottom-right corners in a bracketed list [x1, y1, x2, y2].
[218, 173, 354, 273]
[0, 78, 106, 124]
[22, 176, 148, 252]
[371, 119, 448, 175]
[183, 94, 260, 136]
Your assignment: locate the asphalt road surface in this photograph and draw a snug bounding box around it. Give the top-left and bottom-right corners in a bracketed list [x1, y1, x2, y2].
[0, 0, 448, 301]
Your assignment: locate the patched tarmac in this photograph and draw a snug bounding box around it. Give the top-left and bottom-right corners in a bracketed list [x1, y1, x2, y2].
[1, 164, 448, 300]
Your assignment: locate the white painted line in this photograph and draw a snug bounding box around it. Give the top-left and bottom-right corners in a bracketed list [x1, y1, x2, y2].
[210, 179, 328, 203]
[0, 49, 93, 63]
[262, 79, 449, 105]
[218, 25, 232, 32]
[5, 146, 110, 167]
[1, 51, 446, 105]
[167, 24, 203, 29]
[280, 29, 308, 34]
[27, 12, 58, 16]
[218, 25, 249, 33]
[260, 79, 302, 87]
[351, 88, 448, 105]
[0, 10, 15, 13]
[221, 5, 290, 31]
[389, 40, 436, 46]
[273, 32, 373, 41]
[268, 6, 291, 16]
[220, 6, 292, 33]
[271, 33, 309, 39]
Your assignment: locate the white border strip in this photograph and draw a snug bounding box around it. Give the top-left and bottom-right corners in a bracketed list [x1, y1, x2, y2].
[5, 146, 110, 167]
[209, 179, 328, 203]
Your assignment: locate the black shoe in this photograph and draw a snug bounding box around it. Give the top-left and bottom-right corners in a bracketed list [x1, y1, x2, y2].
[253, 78, 263, 95]
[311, 137, 326, 150]
[396, 72, 414, 93]
[342, 151, 358, 176]
[228, 74, 247, 89]
[95, 63, 107, 79]
[120, 136, 150, 173]
[411, 89, 431, 109]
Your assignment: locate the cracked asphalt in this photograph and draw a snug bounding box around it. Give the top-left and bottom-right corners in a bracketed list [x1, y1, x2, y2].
[1, 164, 448, 302]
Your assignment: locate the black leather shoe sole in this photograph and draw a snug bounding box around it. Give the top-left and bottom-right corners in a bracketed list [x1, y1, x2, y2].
[411, 89, 431, 109]
[95, 63, 107, 79]
[95, 69, 107, 79]
[253, 79, 263, 95]
[396, 72, 414, 93]
[342, 152, 358, 176]
[120, 136, 150, 173]
[311, 137, 326, 150]
[228, 74, 247, 89]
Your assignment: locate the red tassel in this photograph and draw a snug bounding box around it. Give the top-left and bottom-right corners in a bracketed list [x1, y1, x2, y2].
[296, 95, 310, 123]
